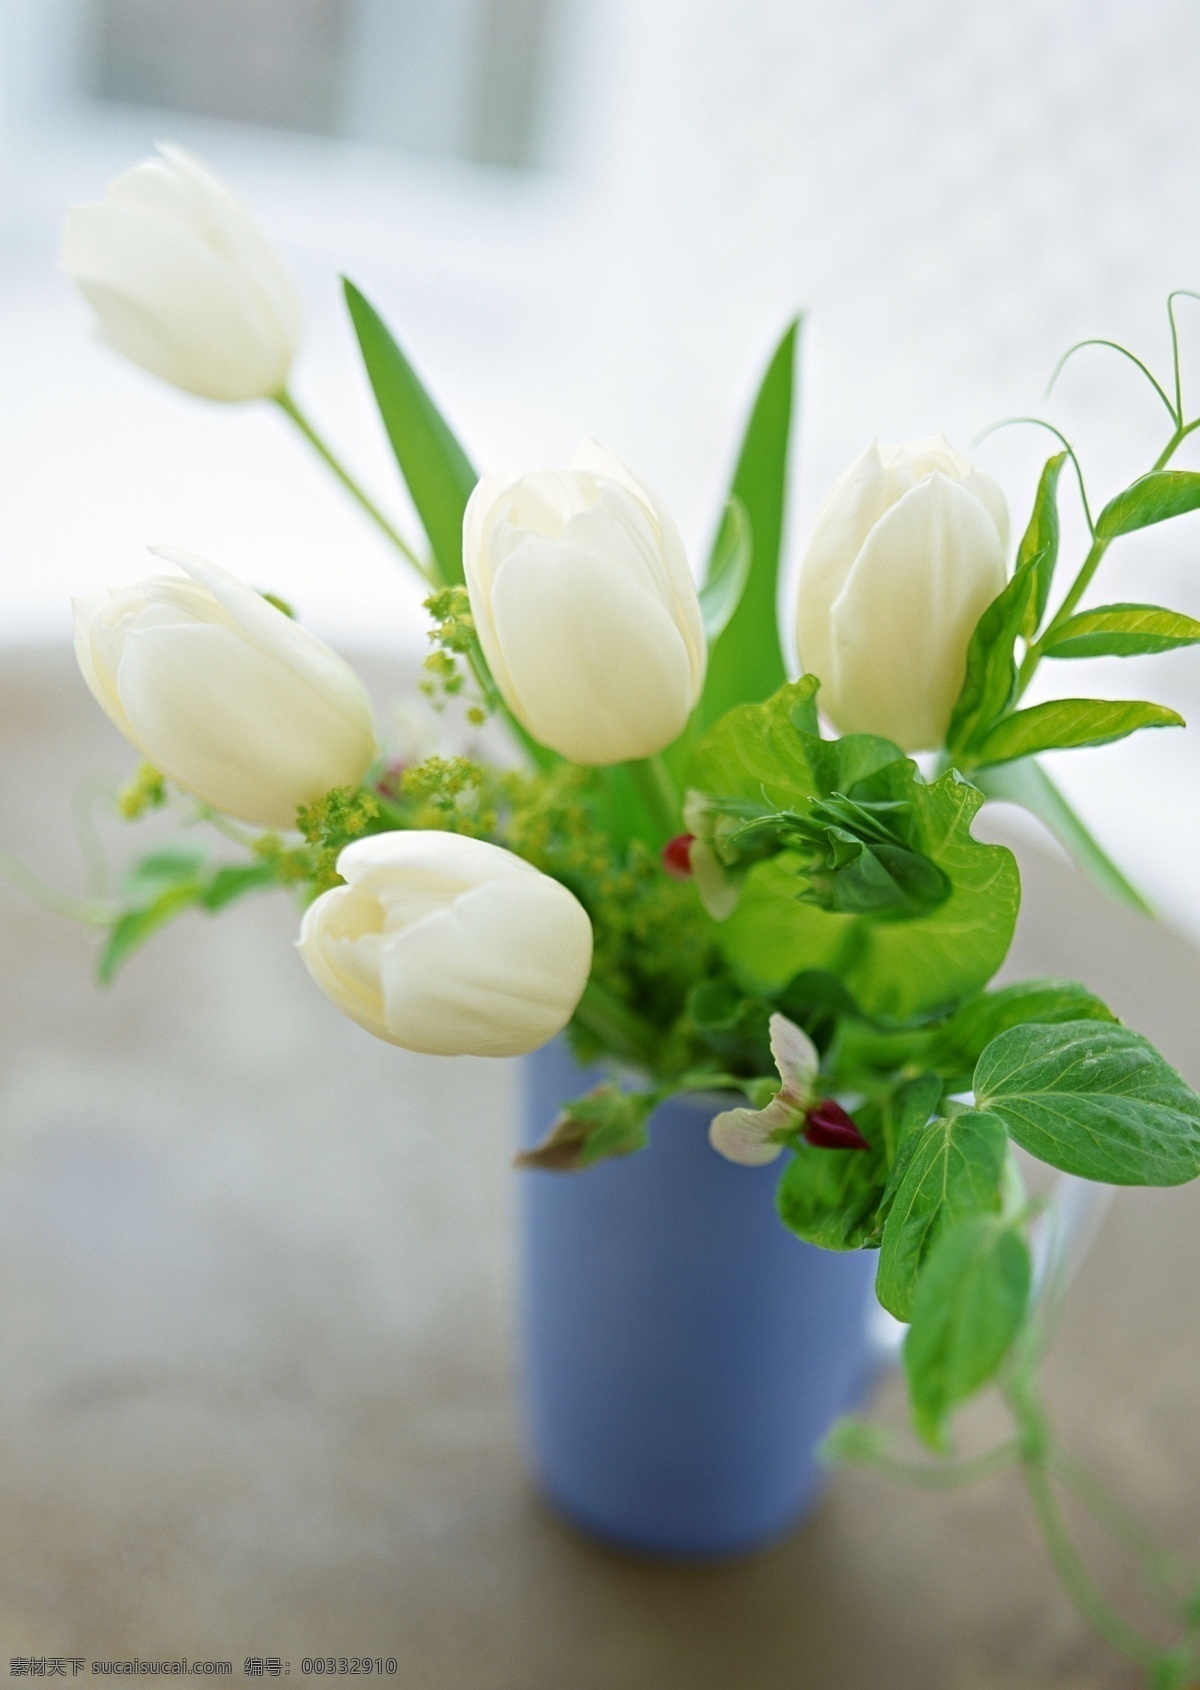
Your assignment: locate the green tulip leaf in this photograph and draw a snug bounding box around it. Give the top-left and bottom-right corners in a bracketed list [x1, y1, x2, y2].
[876, 1109, 1008, 1321]
[343, 279, 477, 586]
[698, 496, 753, 642]
[1042, 602, 1200, 659]
[695, 320, 799, 731]
[904, 1216, 1032, 1451]
[1018, 451, 1067, 638]
[971, 698, 1183, 767]
[690, 685, 1020, 1019]
[974, 1020, 1200, 1186]
[972, 756, 1152, 915]
[1095, 470, 1200, 541]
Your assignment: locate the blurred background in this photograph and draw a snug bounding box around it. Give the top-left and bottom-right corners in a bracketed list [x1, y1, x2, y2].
[2, 3, 1200, 1683]
[4, 0, 1200, 922]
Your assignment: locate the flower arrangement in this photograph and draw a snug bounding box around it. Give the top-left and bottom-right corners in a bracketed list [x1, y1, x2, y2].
[50, 146, 1200, 1683]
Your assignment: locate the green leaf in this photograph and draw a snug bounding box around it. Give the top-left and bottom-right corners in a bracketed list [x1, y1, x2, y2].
[1043, 602, 1200, 659]
[514, 1084, 656, 1171]
[904, 1216, 1031, 1451]
[99, 882, 203, 983]
[973, 756, 1152, 915]
[695, 320, 799, 730]
[1018, 452, 1066, 638]
[775, 1100, 888, 1251]
[923, 978, 1116, 1088]
[971, 697, 1183, 766]
[876, 1110, 1008, 1321]
[974, 1020, 1200, 1186]
[200, 862, 279, 911]
[698, 496, 753, 642]
[691, 686, 1020, 1018]
[119, 846, 206, 895]
[946, 549, 1042, 753]
[1095, 470, 1200, 541]
[343, 278, 477, 586]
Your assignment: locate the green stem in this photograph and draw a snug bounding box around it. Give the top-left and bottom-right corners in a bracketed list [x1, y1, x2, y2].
[0, 854, 112, 926]
[573, 979, 659, 1071]
[1152, 415, 1200, 471]
[838, 1440, 1022, 1491]
[1015, 412, 1200, 701]
[1003, 1378, 1167, 1673]
[1051, 1448, 1194, 1622]
[1017, 535, 1110, 694]
[626, 754, 681, 841]
[274, 390, 434, 584]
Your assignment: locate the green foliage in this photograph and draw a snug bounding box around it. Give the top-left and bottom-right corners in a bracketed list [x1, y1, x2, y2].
[99, 845, 278, 982]
[515, 1084, 657, 1170]
[775, 1098, 889, 1251]
[876, 1110, 1008, 1320]
[974, 1020, 1200, 1186]
[1042, 603, 1200, 659]
[698, 496, 753, 641]
[343, 278, 477, 585]
[1095, 469, 1200, 540]
[691, 683, 1019, 1018]
[296, 785, 386, 890]
[695, 321, 799, 731]
[970, 697, 1183, 766]
[946, 548, 1042, 754]
[904, 1216, 1031, 1451]
[710, 792, 952, 920]
[921, 978, 1116, 1089]
[1018, 452, 1067, 638]
[115, 763, 167, 820]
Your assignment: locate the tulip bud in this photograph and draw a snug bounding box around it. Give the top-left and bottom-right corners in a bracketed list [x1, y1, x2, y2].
[463, 440, 706, 764]
[73, 548, 378, 829]
[297, 831, 594, 1057]
[62, 144, 301, 402]
[795, 436, 1008, 751]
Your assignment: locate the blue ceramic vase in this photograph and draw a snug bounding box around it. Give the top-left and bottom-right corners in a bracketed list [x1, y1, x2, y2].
[517, 1038, 882, 1560]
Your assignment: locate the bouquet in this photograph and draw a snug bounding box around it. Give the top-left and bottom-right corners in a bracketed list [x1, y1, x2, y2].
[50, 146, 1200, 1684]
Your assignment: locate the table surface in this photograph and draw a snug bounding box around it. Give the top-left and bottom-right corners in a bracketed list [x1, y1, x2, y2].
[0, 648, 1197, 1690]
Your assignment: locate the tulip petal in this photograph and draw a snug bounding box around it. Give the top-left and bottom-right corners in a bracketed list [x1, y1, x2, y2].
[488, 538, 695, 763]
[115, 620, 375, 828]
[795, 442, 892, 686]
[827, 473, 1007, 750]
[377, 876, 593, 1056]
[62, 200, 292, 400]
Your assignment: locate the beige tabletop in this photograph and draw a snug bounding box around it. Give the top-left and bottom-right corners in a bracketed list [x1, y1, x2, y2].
[0, 649, 1197, 1689]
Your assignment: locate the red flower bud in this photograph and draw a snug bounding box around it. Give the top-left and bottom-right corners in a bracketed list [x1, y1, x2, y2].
[662, 833, 696, 880]
[804, 1099, 869, 1151]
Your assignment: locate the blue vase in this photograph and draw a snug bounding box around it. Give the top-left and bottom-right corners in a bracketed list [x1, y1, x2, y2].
[517, 1038, 883, 1561]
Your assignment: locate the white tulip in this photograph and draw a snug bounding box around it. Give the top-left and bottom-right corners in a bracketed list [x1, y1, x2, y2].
[298, 832, 594, 1057]
[73, 548, 378, 829]
[62, 143, 301, 402]
[463, 439, 706, 764]
[795, 436, 1009, 752]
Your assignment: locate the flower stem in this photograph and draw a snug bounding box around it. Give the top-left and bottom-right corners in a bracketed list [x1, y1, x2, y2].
[273, 389, 434, 585]
[626, 753, 680, 842]
[574, 979, 659, 1070]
